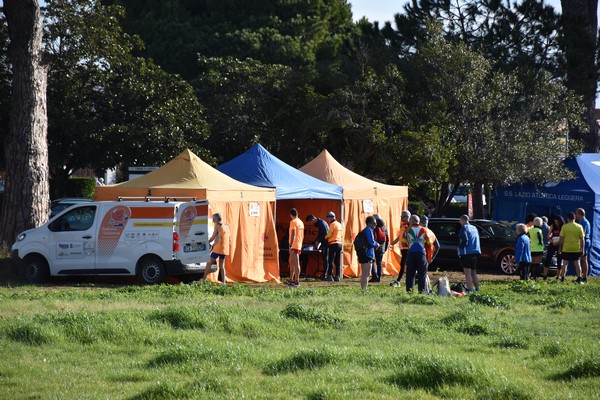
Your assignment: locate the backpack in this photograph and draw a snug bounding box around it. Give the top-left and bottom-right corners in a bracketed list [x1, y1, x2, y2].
[450, 282, 468, 294]
[353, 229, 368, 256]
[374, 226, 386, 244]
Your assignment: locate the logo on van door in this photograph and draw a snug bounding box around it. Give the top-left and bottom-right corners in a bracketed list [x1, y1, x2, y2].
[179, 205, 197, 238]
[98, 206, 131, 258]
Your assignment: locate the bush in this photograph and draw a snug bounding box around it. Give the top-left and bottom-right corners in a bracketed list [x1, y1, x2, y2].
[66, 177, 95, 198]
[407, 201, 425, 216]
[440, 202, 468, 217]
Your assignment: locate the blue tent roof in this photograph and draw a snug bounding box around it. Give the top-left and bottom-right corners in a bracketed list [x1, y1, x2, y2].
[217, 144, 343, 200]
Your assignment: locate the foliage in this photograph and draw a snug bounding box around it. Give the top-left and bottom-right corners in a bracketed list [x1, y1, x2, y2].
[40, 0, 209, 194]
[387, 0, 564, 77]
[65, 177, 95, 198]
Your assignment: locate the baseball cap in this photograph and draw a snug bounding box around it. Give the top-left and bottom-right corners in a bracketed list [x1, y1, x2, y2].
[326, 211, 335, 218]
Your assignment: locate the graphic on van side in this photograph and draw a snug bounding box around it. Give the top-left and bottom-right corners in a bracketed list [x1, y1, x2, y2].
[56, 242, 84, 258]
[98, 206, 131, 258]
[179, 205, 197, 238]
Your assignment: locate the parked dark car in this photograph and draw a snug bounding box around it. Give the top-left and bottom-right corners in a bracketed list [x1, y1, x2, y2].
[427, 218, 518, 274]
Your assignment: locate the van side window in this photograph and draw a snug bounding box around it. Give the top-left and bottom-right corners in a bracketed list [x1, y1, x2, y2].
[49, 206, 96, 232]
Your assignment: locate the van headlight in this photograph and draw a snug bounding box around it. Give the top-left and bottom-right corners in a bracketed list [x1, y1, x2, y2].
[16, 233, 26, 242]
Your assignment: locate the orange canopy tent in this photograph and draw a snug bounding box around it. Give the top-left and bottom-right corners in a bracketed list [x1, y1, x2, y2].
[94, 149, 279, 283]
[300, 150, 409, 277]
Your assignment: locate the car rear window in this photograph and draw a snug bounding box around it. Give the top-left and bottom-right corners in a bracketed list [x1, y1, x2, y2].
[429, 222, 460, 238]
[476, 221, 515, 239]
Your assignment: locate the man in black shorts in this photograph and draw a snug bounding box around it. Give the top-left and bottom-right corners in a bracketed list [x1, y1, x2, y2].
[458, 215, 481, 292]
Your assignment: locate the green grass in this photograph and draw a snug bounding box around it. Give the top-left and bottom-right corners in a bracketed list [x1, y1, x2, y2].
[0, 277, 599, 399]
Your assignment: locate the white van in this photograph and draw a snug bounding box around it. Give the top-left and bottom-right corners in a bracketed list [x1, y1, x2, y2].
[11, 199, 214, 284]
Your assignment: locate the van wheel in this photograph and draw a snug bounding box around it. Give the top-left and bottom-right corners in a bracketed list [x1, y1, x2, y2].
[497, 250, 517, 275]
[23, 255, 49, 284]
[137, 256, 166, 285]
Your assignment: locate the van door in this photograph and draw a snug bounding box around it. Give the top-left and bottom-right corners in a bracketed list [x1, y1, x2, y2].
[176, 200, 210, 265]
[46, 205, 98, 273]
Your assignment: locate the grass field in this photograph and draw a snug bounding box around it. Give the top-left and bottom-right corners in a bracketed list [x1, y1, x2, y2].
[0, 276, 599, 399]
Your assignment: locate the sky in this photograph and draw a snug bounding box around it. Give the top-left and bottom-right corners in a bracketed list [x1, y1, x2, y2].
[349, 0, 564, 24]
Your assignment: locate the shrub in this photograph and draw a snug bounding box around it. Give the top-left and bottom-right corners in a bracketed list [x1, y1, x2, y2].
[66, 176, 95, 198]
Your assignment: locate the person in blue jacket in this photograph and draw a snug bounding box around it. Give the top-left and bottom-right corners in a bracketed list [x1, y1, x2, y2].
[515, 223, 532, 280]
[359, 215, 379, 291]
[575, 208, 591, 283]
[458, 215, 481, 292]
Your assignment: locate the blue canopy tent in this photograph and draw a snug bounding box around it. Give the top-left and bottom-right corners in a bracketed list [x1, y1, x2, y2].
[493, 154, 600, 276]
[217, 144, 344, 276]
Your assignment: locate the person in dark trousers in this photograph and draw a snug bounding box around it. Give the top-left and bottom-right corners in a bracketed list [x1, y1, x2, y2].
[404, 215, 431, 293]
[575, 208, 591, 283]
[515, 223, 532, 280]
[370, 213, 389, 283]
[303, 214, 329, 278]
[324, 211, 343, 281]
[544, 215, 564, 279]
[360, 216, 379, 290]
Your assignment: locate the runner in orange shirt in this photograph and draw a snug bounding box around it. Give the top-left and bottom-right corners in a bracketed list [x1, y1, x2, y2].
[202, 213, 230, 285]
[288, 208, 304, 288]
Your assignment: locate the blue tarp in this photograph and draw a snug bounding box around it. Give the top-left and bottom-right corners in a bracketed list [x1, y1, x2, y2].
[217, 144, 343, 200]
[493, 154, 600, 276]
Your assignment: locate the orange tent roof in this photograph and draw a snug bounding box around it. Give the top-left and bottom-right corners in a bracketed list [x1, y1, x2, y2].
[300, 150, 408, 200]
[95, 149, 275, 202]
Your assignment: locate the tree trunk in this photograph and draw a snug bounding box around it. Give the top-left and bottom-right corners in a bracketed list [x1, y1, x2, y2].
[561, 0, 599, 152]
[471, 182, 485, 219]
[1, 0, 49, 246]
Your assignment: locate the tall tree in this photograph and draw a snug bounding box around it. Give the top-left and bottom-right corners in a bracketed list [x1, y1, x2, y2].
[407, 29, 583, 217]
[561, 0, 599, 151]
[1, 0, 50, 245]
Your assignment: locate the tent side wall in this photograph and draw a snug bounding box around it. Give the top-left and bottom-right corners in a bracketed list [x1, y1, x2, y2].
[207, 199, 279, 282]
[343, 196, 407, 277]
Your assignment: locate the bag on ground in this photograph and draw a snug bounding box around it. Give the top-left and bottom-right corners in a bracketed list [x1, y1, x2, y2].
[450, 282, 468, 294]
[435, 276, 451, 296]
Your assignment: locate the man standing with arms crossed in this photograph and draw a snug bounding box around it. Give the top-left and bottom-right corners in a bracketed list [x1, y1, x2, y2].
[458, 215, 481, 293]
[324, 211, 343, 281]
[575, 208, 591, 283]
[288, 208, 304, 288]
[559, 212, 585, 284]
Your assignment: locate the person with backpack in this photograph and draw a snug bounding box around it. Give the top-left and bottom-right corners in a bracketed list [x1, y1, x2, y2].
[356, 215, 379, 290]
[370, 214, 389, 283]
[324, 211, 343, 281]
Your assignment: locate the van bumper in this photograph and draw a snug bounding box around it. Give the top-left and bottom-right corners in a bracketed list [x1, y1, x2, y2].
[164, 260, 217, 275]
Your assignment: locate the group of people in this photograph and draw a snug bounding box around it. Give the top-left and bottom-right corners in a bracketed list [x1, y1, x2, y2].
[515, 208, 591, 283]
[286, 209, 343, 288]
[286, 207, 483, 294]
